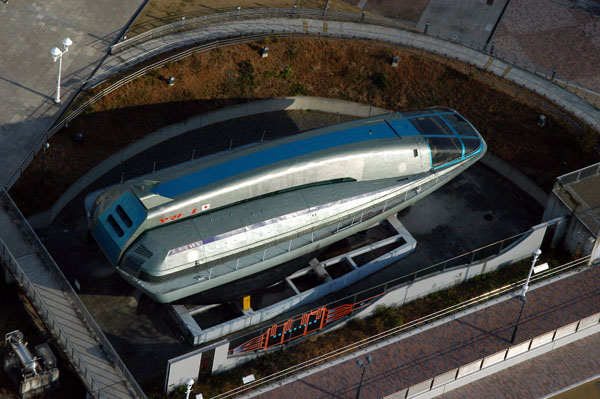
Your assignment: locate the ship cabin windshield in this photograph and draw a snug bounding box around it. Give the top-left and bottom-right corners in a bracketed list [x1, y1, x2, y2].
[404, 107, 483, 170]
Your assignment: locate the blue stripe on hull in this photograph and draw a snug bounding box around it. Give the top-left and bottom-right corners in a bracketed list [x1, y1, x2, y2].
[151, 122, 404, 198]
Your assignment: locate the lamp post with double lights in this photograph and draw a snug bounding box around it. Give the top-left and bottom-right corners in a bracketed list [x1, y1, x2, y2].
[355, 354, 372, 399]
[50, 37, 72, 104]
[510, 248, 543, 343]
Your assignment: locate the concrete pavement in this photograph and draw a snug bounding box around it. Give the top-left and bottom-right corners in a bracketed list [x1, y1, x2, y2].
[0, 0, 143, 188]
[248, 265, 600, 399]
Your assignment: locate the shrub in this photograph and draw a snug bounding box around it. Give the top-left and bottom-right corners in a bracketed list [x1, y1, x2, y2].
[238, 61, 256, 92]
[285, 42, 298, 60]
[370, 71, 389, 89]
[290, 83, 309, 96]
[280, 65, 295, 80]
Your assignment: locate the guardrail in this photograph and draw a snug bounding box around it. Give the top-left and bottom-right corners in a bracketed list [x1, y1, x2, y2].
[0, 189, 146, 399]
[212, 255, 592, 398]
[556, 161, 600, 186]
[0, 239, 118, 399]
[225, 227, 531, 355]
[110, 8, 417, 54]
[385, 310, 600, 398]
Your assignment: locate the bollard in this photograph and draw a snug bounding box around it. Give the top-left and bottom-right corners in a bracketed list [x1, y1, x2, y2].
[361, 10, 365, 21]
[551, 69, 557, 80]
[490, 42, 495, 55]
[424, 21, 429, 33]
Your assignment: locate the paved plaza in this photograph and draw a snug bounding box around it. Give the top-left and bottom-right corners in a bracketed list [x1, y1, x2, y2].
[252, 266, 600, 399]
[0, 0, 142, 188]
[493, 0, 600, 92]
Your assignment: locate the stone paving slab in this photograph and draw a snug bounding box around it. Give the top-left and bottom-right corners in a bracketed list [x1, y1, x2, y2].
[249, 265, 600, 399]
[0, 0, 144, 188]
[493, 0, 600, 92]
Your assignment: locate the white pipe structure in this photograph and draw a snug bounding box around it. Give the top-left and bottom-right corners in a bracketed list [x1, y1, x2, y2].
[50, 37, 72, 104]
[185, 378, 195, 399]
[521, 248, 542, 300]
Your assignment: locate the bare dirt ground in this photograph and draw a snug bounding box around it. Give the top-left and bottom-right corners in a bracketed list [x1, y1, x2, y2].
[9, 37, 599, 216]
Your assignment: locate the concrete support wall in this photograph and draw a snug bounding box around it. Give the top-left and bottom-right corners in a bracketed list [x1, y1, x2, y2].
[172, 219, 559, 377]
[354, 220, 550, 317]
[480, 153, 548, 207]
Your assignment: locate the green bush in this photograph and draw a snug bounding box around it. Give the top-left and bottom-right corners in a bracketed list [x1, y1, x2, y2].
[370, 71, 389, 89]
[290, 83, 310, 96]
[238, 61, 256, 91]
[280, 65, 295, 80]
[285, 42, 298, 60]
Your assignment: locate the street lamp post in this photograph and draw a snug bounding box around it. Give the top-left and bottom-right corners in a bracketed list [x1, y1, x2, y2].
[510, 248, 542, 343]
[50, 37, 72, 104]
[41, 141, 50, 184]
[355, 354, 372, 399]
[185, 378, 195, 399]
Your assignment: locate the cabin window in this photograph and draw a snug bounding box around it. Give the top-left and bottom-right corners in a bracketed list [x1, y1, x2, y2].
[107, 215, 124, 237]
[425, 137, 462, 167]
[116, 205, 133, 228]
[410, 116, 454, 136]
[462, 138, 481, 155]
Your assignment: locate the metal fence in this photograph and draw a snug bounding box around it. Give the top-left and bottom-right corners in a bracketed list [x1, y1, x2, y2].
[213, 255, 592, 398]
[0, 189, 146, 399]
[110, 8, 417, 54]
[556, 161, 600, 186]
[226, 228, 531, 357]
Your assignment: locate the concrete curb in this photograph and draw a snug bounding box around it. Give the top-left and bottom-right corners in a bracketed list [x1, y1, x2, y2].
[480, 153, 548, 207]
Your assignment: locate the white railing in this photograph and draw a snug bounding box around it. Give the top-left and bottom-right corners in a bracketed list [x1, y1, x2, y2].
[385, 310, 600, 398]
[0, 189, 146, 399]
[211, 255, 592, 398]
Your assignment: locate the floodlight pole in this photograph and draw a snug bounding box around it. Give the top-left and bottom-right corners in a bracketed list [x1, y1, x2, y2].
[185, 378, 195, 399]
[50, 38, 72, 104]
[510, 248, 542, 343]
[355, 354, 372, 399]
[41, 141, 50, 184]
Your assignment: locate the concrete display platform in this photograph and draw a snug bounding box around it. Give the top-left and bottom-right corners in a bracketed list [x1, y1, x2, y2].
[170, 216, 416, 346]
[36, 153, 542, 386]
